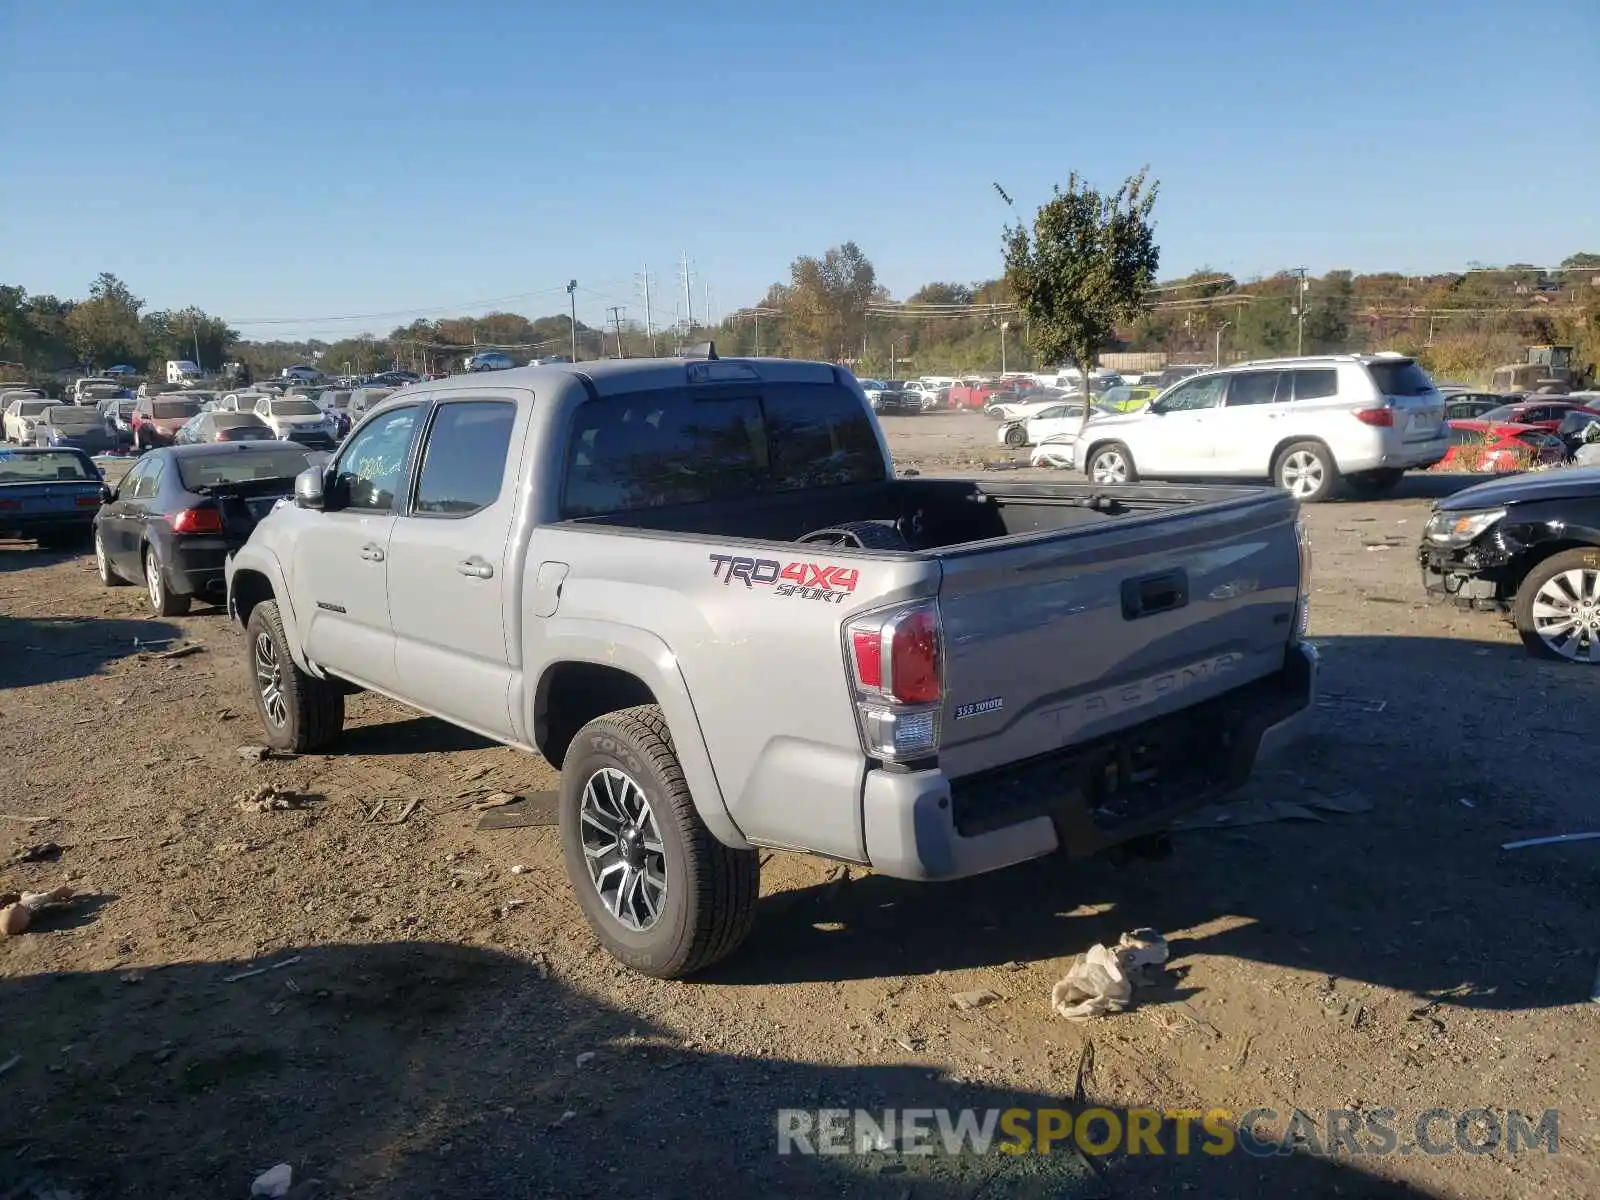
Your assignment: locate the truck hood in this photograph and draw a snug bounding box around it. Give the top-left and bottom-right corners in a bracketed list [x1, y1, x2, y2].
[1434, 466, 1600, 512]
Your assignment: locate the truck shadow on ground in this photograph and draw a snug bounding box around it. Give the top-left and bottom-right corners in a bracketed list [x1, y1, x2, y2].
[0, 615, 182, 690]
[718, 634, 1598, 1016]
[0, 942, 1441, 1199]
[336, 714, 500, 756]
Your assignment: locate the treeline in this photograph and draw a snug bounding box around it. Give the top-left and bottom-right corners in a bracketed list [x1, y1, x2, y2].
[6, 252, 1598, 387]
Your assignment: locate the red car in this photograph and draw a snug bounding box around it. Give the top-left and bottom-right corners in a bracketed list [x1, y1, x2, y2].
[1475, 399, 1600, 432]
[1438, 420, 1567, 473]
[946, 379, 1005, 409]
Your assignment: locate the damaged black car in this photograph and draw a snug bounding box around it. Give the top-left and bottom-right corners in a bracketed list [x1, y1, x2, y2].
[1420, 468, 1600, 663]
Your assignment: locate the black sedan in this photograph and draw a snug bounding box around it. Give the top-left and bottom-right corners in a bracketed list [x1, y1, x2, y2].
[93, 441, 324, 615]
[1419, 467, 1600, 663]
[34, 404, 117, 455]
[0, 446, 103, 546]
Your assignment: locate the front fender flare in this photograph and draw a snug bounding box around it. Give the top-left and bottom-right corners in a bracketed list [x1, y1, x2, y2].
[537, 618, 747, 850]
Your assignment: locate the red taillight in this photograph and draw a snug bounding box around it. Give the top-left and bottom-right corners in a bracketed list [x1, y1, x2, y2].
[1354, 407, 1394, 427]
[851, 630, 883, 689]
[848, 604, 942, 704]
[76, 495, 100, 508]
[168, 506, 224, 534]
[887, 608, 941, 704]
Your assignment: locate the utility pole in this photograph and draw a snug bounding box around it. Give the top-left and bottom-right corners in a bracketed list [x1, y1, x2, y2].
[1292, 267, 1309, 356]
[680, 253, 695, 331]
[636, 263, 656, 355]
[606, 306, 627, 358]
[1215, 320, 1232, 367]
[703, 280, 713, 331]
[566, 280, 579, 362]
[1000, 321, 1009, 374]
[191, 315, 202, 371]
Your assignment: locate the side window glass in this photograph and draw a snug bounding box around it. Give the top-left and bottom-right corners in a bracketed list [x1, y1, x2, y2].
[1160, 376, 1226, 412]
[1292, 369, 1338, 401]
[411, 401, 517, 518]
[333, 406, 419, 512]
[1225, 372, 1281, 407]
[132, 460, 163, 499]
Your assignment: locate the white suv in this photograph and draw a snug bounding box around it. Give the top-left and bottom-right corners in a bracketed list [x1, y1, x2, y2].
[1076, 354, 1448, 502]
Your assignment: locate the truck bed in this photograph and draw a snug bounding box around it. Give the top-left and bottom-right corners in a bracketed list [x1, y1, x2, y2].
[559, 476, 1306, 849]
[562, 475, 1283, 550]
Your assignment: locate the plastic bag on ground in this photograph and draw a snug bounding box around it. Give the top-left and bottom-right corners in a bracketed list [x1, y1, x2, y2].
[1050, 928, 1169, 1022]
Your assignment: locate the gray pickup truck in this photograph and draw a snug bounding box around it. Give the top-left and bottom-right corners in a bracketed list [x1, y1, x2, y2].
[226, 349, 1317, 978]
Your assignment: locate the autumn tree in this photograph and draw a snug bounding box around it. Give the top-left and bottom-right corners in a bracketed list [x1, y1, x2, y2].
[782, 242, 877, 361]
[1002, 170, 1160, 429]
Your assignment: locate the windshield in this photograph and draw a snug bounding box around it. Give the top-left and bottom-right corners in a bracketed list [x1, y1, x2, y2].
[177, 447, 318, 490]
[323, 391, 352, 408]
[46, 406, 101, 428]
[0, 449, 93, 483]
[270, 399, 322, 416]
[153, 400, 202, 419]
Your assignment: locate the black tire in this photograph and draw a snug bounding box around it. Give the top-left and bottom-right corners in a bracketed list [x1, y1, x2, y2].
[245, 599, 346, 751]
[1273, 440, 1340, 503]
[560, 705, 759, 979]
[143, 546, 191, 616]
[1512, 547, 1600, 664]
[798, 521, 911, 551]
[1344, 468, 1404, 498]
[94, 529, 127, 583]
[1086, 441, 1140, 484]
[1003, 423, 1027, 447]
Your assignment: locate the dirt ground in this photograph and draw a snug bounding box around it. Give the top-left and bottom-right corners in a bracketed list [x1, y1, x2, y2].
[1, 413, 1596, 1199]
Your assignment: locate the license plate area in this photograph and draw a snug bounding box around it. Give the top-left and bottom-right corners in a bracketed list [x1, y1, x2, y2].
[947, 657, 1312, 853]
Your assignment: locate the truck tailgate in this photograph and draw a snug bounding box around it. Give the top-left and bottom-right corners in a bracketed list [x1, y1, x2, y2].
[934, 488, 1303, 781]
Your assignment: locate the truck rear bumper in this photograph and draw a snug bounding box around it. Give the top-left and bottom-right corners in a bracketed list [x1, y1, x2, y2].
[862, 642, 1318, 881]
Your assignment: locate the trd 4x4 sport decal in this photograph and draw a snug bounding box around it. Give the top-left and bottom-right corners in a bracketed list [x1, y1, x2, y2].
[708, 553, 860, 604]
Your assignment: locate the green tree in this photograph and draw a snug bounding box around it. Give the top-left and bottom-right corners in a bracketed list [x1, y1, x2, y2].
[1001, 169, 1160, 418]
[64, 272, 144, 368]
[1303, 270, 1355, 352]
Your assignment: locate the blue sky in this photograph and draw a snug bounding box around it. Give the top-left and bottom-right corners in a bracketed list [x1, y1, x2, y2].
[3, 0, 1596, 341]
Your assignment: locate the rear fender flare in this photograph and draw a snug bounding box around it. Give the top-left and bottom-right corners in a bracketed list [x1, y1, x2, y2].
[227, 548, 316, 675]
[536, 619, 746, 850]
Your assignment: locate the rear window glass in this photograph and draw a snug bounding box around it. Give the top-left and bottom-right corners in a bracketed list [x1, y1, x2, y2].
[153, 400, 201, 419]
[1480, 405, 1517, 423]
[270, 399, 321, 416]
[561, 382, 885, 517]
[1366, 360, 1434, 397]
[46, 407, 100, 427]
[17, 400, 52, 416]
[213, 413, 267, 428]
[177, 448, 317, 490]
[0, 449, 94, 482]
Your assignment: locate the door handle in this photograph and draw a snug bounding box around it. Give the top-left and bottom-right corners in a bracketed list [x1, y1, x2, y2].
[360, 543, 385, 562]
[457, 557, 495, 579]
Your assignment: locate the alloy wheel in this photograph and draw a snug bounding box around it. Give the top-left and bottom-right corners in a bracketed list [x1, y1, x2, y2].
[254, 631, 289, 728]
[145, 553, 164, 610]
[1091, 450, 1128, 484]
[579, 767, 667, 932]
[1531, 569, 1600, 663]
[1280, 450, 1326, 499]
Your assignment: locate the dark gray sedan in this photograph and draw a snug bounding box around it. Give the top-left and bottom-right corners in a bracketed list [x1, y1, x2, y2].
[35, 405, 116, 455]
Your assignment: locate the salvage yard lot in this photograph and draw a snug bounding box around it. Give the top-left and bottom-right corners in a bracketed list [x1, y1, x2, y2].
[2, 414, 1596, 1199]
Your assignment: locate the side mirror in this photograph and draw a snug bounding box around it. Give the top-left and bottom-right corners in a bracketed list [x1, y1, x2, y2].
[101, 485, 115, 503]
[293, 466, 326, 510]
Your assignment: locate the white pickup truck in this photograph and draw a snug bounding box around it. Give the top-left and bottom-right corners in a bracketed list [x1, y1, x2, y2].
[226, 350, 1317, 977]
